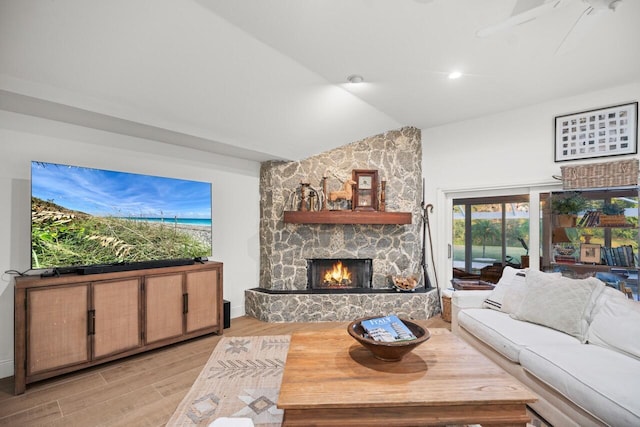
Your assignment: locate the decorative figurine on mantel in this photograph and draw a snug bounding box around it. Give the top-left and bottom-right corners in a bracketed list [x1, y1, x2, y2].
[322, 173, 328, 210]
[294, 181, 324, 212]
[299, 182, 310, 212]
[328, 178, 356, 210]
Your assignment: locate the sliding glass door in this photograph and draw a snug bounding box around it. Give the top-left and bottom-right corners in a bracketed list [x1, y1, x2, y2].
[453, 195, 530, 274]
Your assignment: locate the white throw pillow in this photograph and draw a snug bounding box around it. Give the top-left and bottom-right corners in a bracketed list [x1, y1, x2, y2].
[511, 269, 604, 342]
[497, 270, 529, 314]
[588, 294, 640, 360]
[482, 266, 524, 312]
[484, 267, 562, 314]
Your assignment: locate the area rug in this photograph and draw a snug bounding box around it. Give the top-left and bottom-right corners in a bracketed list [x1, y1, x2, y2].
[167, 335, 290, 427]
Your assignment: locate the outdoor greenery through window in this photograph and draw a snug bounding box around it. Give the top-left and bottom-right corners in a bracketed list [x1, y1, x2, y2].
[453, 195, 530, 274]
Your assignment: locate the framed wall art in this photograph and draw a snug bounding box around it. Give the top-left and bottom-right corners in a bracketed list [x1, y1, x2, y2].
[554, 102, 638, 162]
[579, 243, 601, 264]
[352, 169, 378, 211]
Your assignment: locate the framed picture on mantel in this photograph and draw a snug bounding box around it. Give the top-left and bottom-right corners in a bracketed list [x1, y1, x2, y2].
[352, 169, 378, 211]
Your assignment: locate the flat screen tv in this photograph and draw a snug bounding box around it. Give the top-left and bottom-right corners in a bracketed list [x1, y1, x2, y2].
[31, 161, 212, 272]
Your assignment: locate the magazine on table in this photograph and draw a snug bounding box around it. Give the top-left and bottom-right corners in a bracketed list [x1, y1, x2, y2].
[360, 315, 416, 342]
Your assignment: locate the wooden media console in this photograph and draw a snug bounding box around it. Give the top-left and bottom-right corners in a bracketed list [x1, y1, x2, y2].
[13, 261, 223, 394]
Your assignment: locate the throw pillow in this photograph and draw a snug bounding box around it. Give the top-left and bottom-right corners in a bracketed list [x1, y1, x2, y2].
[511, 269, 604, 342]
[588, 293, 640, 360]
[484, 267, 562, 314]
[482, 266, 523, 311]
[500, 270, 529, 314]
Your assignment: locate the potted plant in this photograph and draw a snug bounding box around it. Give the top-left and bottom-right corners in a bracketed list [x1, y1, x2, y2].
[551, 192, 587, 227]
[601, 202, 625, 215]
[599, 202, 626, 226]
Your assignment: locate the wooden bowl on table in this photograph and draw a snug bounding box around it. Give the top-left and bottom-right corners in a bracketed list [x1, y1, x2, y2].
[347, 316, 431, 362]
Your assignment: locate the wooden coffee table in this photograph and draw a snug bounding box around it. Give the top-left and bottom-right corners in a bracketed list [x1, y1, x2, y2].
[278, 327, 536, 426]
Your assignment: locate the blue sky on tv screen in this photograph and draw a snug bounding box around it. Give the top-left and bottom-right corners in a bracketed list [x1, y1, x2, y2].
[31, 162, 212, 220]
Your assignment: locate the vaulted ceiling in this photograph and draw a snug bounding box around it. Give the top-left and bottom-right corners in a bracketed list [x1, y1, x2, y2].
[1, 0, 639, 161]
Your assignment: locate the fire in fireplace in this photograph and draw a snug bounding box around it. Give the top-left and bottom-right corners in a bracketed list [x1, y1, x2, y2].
[307, 258, 372, 290]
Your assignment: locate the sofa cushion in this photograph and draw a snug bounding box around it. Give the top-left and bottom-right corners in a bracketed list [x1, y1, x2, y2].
[587, 285, 626, 323]
[511, 270, 604, 342]
[483, 266, 525, 312]
[483, 267, 562, 314]
[588, 292, 640, 360]
[519, 343, 640, 426]
[500, 271, 530, 314]
[482, 266, 521, 311]
[457, 308, 580, 362]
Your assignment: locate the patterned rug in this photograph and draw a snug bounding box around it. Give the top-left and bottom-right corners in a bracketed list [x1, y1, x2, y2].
[167, 335, 290, 427]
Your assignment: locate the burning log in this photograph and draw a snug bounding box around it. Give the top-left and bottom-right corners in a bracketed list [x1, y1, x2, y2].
[323, 261, 352, 287]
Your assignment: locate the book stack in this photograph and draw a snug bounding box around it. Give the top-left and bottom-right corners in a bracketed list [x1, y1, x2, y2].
[577, 210, 600, 227]
[601, 246, 635, 267]
[577, 211, 629, 227]
[555, 255, 577, 264]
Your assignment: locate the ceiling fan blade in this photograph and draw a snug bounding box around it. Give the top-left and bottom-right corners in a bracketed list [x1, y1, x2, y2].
[584, 0, 623, 11]
[554, 5, 606, 55]
[477, 0, 571, 38]
[512, 0, 548, 15]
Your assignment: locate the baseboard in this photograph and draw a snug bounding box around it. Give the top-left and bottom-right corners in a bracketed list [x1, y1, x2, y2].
[0, 358, 13, 379]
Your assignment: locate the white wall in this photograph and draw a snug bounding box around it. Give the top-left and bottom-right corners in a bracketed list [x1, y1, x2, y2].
[422, 82, 640, 290]
[0, 111, 261, 379]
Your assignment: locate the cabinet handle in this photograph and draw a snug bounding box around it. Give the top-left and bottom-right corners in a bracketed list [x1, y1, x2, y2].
[183, 293, 188, 314]
[88, 309, 96, 335]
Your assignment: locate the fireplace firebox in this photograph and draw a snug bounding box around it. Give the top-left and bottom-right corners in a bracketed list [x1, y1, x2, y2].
[307, 258, 373, 290]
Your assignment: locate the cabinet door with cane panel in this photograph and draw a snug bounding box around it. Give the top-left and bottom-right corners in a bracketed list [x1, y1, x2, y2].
[185, 269, 220, 333]
[144, 273, 185, 344]
[92, 278, 142, 358]
[27, 284, 91, 376]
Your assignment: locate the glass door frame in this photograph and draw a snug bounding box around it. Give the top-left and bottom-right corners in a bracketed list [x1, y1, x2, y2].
[440, 186, 548, 291]
[453, 195, 530, 274]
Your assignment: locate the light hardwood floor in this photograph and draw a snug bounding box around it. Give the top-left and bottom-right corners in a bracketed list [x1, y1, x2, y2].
[0, 315, 450, 426]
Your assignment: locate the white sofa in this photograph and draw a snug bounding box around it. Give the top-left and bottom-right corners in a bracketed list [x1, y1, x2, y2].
[452, 267, 640, 427]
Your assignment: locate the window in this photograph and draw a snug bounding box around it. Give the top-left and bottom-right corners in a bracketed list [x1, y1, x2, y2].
[453, 195, 530, 274]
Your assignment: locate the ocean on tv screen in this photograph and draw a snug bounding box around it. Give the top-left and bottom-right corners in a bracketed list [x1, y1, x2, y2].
[123, 217, 212, 227]
[30, 161, 212, 270]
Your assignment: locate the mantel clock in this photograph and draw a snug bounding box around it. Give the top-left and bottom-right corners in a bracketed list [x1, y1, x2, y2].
[352, 169, 378, 211]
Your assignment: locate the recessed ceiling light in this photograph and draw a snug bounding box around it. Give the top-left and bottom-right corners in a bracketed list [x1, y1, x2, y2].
[347, 74, 364, 84]
[448, 71, 462, 80]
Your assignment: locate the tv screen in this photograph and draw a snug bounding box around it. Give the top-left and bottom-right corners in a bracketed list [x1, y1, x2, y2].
[31, 161, 212, 271]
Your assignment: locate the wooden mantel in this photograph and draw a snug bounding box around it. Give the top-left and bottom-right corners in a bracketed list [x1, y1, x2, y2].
[283, 210, 412, 225]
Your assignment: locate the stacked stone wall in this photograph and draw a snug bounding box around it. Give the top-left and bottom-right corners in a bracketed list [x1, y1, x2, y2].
[259, 127, 423, 291]
[250, 126, 439, 322]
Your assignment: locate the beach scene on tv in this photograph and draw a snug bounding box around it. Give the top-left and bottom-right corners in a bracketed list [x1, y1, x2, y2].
[31, 161, 212, 270]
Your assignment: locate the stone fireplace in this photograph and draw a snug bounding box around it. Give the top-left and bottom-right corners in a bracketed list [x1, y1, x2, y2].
[245, 127, 440, 322]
